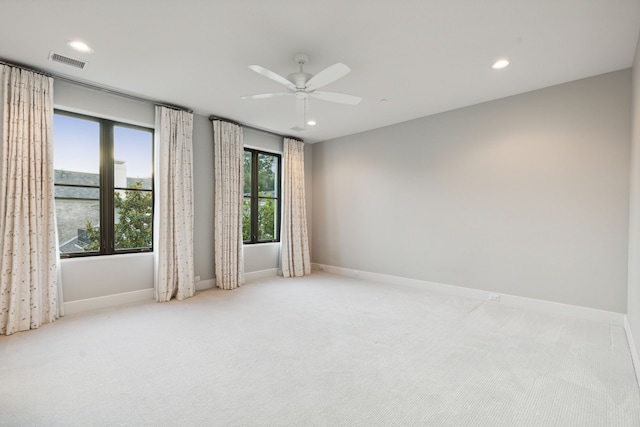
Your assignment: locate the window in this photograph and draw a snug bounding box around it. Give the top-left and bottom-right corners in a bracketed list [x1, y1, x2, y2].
[243, 148, 281, 244]
[53, 110, 154, 256]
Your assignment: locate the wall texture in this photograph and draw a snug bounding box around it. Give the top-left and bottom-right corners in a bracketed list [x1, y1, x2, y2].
[312, 70, 631, 313]
[627, 33, 640, 357]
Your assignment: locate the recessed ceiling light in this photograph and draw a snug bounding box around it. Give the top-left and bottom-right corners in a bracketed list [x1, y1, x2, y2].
[492, 59, 509, 70]
[67, 40, 93, 54]
[307, 120, 317, 126]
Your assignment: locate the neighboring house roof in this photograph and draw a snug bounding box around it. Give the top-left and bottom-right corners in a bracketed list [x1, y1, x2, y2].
[59, 238, 85, 254]
[54, 170, 151, 199]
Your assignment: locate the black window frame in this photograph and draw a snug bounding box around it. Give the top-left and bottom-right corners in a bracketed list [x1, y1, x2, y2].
[54, 109, 155, 258]
[244, 148, 282, 244]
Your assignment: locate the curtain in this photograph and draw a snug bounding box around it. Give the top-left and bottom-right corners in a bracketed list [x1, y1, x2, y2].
[0, 65, 58, 335]
[213, 120, 244, 290]
[154, 106, 195, 302]
[281, 137, 311, 277]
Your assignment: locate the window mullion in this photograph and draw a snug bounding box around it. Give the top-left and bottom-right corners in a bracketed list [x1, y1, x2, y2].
[277, 155, 282, 242]
[101, 121, 115, 254]
[251, 150, 259, 242]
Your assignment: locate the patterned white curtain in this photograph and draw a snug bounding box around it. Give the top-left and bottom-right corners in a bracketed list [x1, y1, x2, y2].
[213, 120, 244, 290]
[281, 137, 311, 277]
[0, 65, 58, 335]
[154, 106, 195, 302]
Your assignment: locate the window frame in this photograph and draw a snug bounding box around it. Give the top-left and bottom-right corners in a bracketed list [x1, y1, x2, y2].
[54, 109, 155, 258]
[243, 147, 282, 244]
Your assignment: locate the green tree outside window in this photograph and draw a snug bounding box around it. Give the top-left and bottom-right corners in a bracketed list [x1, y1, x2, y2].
[84, 181, 152, 251]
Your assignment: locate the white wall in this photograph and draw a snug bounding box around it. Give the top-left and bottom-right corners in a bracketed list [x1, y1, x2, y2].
[55, 81, 313, 301]
[627, 33, 640, 359]
[312, 70, 631, 313]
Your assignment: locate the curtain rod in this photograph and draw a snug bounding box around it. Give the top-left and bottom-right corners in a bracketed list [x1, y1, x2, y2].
[209, 115, 302, 142]
[0, 58, 193, 113]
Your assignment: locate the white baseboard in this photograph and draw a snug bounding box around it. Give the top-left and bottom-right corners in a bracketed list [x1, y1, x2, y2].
[624, 316, 640, 388]
[64, 288, 154, 315]
[245, 268, 279, 283]
[196, 278, 216, 291]
[62, 269, 280, 314]
[311, 263, 625, 326]
[195, 269, 279, 291]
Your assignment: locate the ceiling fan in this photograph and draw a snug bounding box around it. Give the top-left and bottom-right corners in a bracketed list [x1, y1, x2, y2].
[242, 53, 362, 129]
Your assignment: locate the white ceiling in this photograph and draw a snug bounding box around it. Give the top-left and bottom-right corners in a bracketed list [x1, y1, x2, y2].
[1, 0, 639, 143]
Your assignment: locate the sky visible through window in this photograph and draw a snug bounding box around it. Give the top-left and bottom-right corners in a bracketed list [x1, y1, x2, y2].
[53, 114, 152, 179]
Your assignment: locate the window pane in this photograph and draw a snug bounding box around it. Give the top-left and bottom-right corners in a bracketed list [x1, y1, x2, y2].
[54, 113, 101, 254]
[53, 111, 155, 257]
[257, 153, 277, 196]
[257, 197, 277, 241]
[244, 151, 252, 196]
[243, 197, 251, 241]
[55, 187, 101, 254]
[114, 189, 153, 250]
[53, 114, 100, 184]
[114, 126, 153, 190]
[243, 149, 280, 244]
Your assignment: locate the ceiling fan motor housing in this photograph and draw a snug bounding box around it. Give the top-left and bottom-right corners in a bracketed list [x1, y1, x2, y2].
[287, 72, 313, 90]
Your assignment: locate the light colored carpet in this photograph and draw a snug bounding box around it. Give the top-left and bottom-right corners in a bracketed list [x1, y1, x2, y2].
[1, 271, 639, 426]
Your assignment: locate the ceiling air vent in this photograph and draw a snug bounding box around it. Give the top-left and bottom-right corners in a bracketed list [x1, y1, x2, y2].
[48, 51, 88, 69]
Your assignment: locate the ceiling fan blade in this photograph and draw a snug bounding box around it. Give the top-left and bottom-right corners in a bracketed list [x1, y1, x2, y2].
[248, 65, 295, 90]
[306, 63, 351, 91]
[311, 91, 362, 105]
[241, 92, 290, 100]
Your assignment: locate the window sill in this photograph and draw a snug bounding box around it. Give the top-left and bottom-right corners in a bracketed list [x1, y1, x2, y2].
[243, 242, 280, 247]
[60, 252, 154, 263]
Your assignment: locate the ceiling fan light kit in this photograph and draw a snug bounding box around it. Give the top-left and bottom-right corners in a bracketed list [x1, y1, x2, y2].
[242, 53, 362, 130]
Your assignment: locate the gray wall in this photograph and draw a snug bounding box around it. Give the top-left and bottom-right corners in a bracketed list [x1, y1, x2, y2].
[627, 33, 640, 357]
[192, 114, 215, 282]
[55, 81, 311, 301]
[312, 70, 631, 313]
[193, 124, 285, 279]
[191, 122, 314, 281]
[54, 80, 156, 301]
[54, 80, 155, 126]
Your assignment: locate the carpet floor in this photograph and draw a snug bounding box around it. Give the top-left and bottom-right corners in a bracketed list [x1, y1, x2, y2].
[1, 271, 639, 426]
